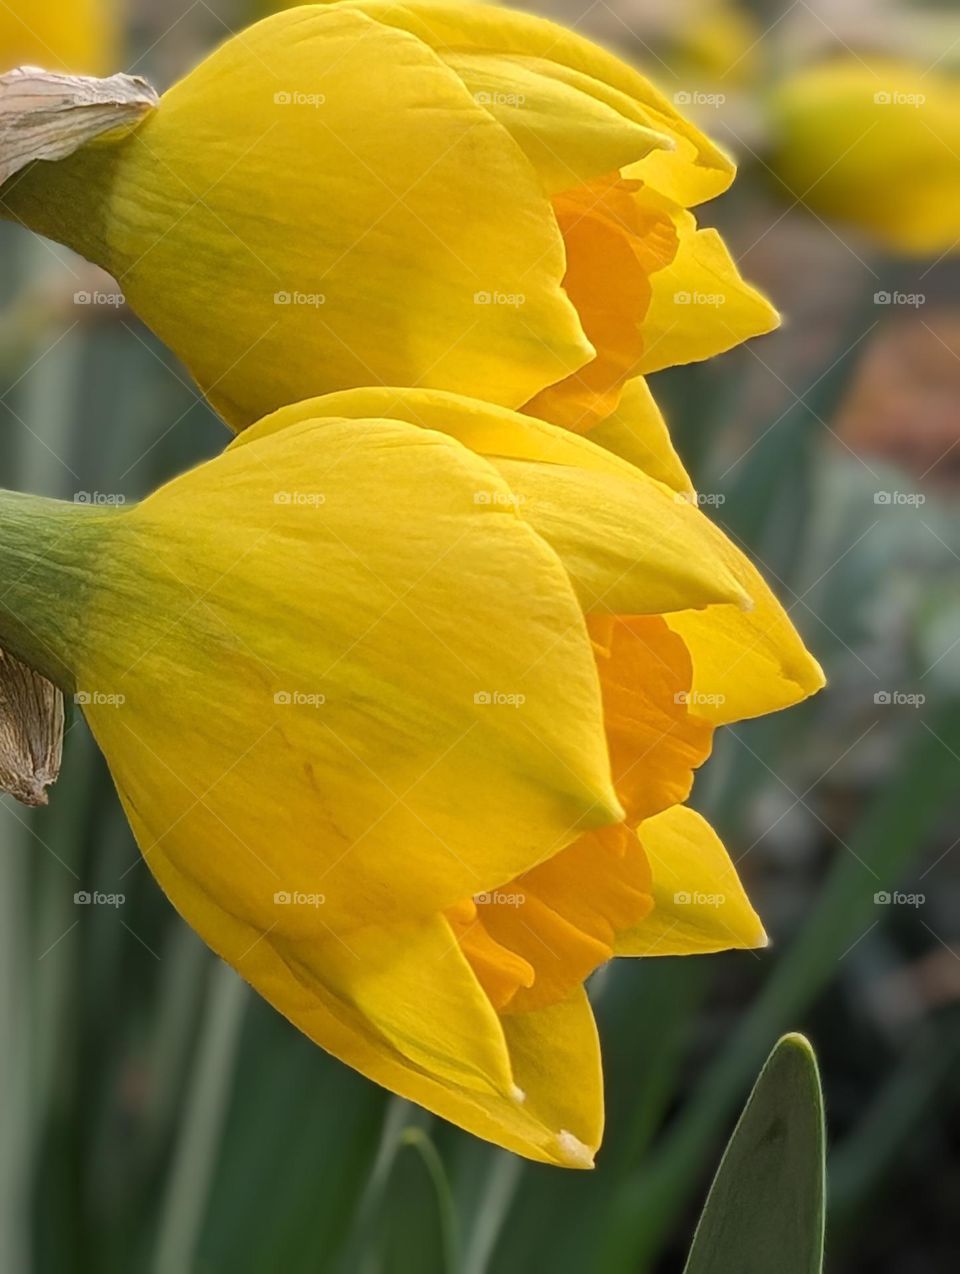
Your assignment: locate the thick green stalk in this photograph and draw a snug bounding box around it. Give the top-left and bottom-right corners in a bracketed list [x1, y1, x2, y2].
[0, 490, 111, 690]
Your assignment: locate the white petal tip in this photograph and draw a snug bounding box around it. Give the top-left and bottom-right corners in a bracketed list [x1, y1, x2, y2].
[556, 1129, 595, 1169]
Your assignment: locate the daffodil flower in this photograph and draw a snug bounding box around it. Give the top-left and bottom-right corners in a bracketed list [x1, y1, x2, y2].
[0, 388, 822, 1165]
[0, 1, 776, 431]
[770, 57, 960, 256]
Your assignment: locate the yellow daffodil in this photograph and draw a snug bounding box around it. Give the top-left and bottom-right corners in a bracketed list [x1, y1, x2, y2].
[668, 0, 762, 89]
[770, 57, 960, 256]
[0, 0, 116, 75]
[1, 1, 776, 431]
[0, 388, 822, 1165]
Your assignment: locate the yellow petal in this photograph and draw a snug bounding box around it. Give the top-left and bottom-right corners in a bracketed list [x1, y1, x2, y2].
[2, 6, 591, 427]
[234, 386, 751, 616]
[547, 383, 823, 722]
[770, 57, 960, 257]
[500, 988, 603, 1167]
[615, 805, 767, 955]
[492, 456, 751, 616]
[339, 0, 735, 205]
[666, 517, 826, 724]
[80, 414, 622, 933]
[450, 615, 711, 1014]
[234, 386, 645, 474]
[442, 49, 674, 195]
[583, 375, 694, 494]
[146, 838, 602, 1165]
[234, 386, 821, 720]
[637, 204, 779, 375]
[282, 913, 518, 1099]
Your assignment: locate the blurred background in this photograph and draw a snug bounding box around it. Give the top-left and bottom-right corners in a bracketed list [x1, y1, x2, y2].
[0, 0, 958, 1270]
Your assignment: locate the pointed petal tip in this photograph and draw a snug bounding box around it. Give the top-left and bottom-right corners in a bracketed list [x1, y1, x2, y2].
[808, 655, 828, 694]
[556, 1129, 596, 1169]
[723, 574, 755, 613]
[734, 906, 769, 952]
[705, 559, 754, 613]
[578, 783, 627, 832]
[779, 652, 827, 712]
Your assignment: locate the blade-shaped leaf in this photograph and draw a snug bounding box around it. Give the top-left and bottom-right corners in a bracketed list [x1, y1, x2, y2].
[683, 1034, 825, 1274]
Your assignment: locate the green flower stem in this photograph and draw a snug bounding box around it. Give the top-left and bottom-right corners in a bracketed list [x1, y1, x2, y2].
[0, 489, 113, 690]
[0, 804, 31, 1274]
[153, 961, 248, 1274]
[397, 1128, 461, 1274]
[0, 143, 118, 269]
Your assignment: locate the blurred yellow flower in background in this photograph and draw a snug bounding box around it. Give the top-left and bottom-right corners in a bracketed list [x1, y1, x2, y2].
[770, 57, 960, 256]
[0, 387, 822, 1165]
[664, 0, 762, 88]
[0, 0, 116, 75]
[553, 0, 960, 259]
[0, 1, 776, 431]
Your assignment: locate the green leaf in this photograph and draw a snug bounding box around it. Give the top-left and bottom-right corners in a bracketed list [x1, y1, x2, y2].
[601, 705, 960, 1274]
[683, 1034, 825, 1274]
